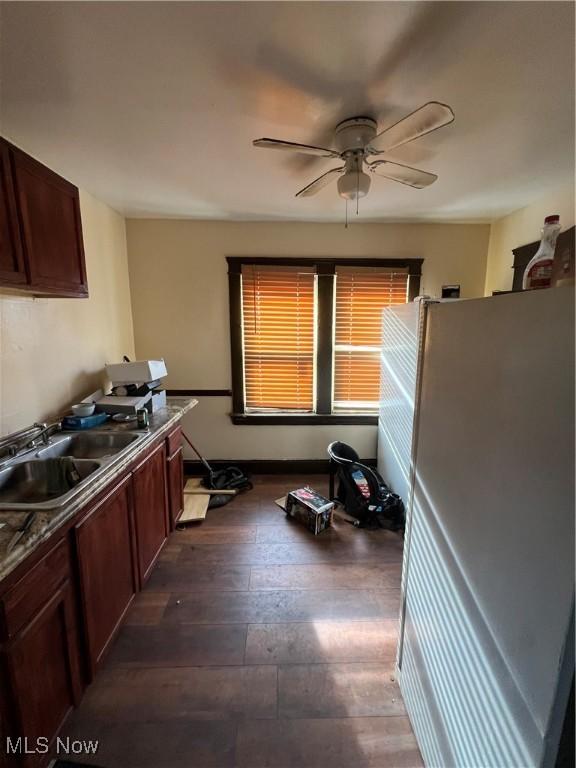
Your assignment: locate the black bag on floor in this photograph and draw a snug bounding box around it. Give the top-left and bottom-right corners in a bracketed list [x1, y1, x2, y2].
[202, 466, 253, 508]
[182, 431, 253, 509]
[328, 441, 405, 532]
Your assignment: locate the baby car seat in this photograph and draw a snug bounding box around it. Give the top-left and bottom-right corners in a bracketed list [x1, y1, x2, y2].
[327, 441, 405, 531]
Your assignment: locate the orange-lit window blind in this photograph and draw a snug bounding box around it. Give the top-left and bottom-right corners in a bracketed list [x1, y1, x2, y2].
[334, 266, 409, 411]
[241, 265, 315, 411]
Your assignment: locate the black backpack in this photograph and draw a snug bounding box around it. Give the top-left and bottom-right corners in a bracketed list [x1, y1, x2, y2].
[327, 441, 405, 531]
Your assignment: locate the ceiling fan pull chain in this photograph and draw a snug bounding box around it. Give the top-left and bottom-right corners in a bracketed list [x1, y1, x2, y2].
[345, 199, 348, 229]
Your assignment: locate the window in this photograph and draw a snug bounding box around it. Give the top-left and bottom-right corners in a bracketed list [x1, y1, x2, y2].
[242, 265, 315, 412]
[334, 266, 409, 411]
[228, 257, 422, 424]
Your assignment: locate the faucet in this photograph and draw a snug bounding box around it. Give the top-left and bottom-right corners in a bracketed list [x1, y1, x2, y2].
[25, 422, 62, 449]
[0, 422, 63, 469]
[0, 423, 46, 459]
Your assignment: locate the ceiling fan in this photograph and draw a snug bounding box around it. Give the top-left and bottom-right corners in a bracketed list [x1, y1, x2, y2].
[253, 102, 454, 200]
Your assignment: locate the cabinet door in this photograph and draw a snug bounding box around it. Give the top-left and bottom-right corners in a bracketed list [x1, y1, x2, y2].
[167, 447, 184, 529]
[133, 442, 168, 584]
[4, 580, 82, 768]
[0, 139, 26, 286]
[75, 477, 136, 677]
[10, 144, 87, 296]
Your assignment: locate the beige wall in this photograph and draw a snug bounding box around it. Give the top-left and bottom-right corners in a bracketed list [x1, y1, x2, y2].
[484, 184, 575, 295]
[0, 190, 135, 433]
[126, 220, 490, 460]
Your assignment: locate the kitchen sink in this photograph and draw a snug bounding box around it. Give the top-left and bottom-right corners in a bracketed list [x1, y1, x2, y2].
[0, 429, 146, 509]
[37, 431, 143, 460]
[0, 459, 100, 506]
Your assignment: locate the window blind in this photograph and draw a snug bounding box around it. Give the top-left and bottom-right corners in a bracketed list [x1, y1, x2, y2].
[241, 264, 315, 411]
[334, 266, 409, 410]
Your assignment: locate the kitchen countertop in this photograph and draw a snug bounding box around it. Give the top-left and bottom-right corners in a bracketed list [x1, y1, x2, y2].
[0, 397, 198, 584]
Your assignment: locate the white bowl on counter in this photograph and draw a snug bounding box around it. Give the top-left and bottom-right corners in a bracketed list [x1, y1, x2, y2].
[71, 403, 96, 417]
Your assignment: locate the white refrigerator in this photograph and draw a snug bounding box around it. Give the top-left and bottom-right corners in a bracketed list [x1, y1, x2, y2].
[378, 288, 574, 768]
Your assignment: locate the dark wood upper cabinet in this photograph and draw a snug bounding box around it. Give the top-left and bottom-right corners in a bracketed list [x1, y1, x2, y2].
[0, 139, 26, 286]
[132, 442, 169, 585]
[10, 145, 87, 296]
[0, 138, 88, 297]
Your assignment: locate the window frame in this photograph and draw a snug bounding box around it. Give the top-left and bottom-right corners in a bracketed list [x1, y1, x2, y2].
[227, 256, 422, 425]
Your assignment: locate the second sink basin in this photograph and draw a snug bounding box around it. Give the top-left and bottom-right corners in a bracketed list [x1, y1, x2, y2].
[37, 431, 142, 460]
[0, 459, 100, 505]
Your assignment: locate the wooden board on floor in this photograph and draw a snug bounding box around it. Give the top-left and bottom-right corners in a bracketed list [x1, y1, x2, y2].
[178, 491, 209, 523]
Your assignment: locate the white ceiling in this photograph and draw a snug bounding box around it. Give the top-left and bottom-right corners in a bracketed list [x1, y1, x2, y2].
[1, 1, 574, 222]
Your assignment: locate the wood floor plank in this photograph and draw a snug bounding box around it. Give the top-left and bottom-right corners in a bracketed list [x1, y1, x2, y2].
[255, 523, 343, 543]
[172, 540, 402, 566]
[69, 665, 277, 721]
[158, 543, 182, 562]
[146, 561, 251, 592]
[245, 620, 398, 664]
[201, 508, 288, 526]
[278, 662, 405, 718]
[123, 592, 170, 625]
[105, 623, 248, 667]
[173, 525, 258, 543]
[236, 717, 423, 768]
[255, 521, 404, 549]
[61, 719, 237, 768]
[162, 588, 401, 625]
[249, 562, 402, 591]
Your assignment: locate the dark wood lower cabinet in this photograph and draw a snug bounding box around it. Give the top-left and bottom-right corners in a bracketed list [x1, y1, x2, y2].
[75, 476, 136, 678]
[167, 446, 184, 528]
[1, 543, 82, 768]
[132, 442, 168, 585]
[0, 434, 173, 767]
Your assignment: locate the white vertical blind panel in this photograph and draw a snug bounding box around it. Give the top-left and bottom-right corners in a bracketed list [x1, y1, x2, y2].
[377, 301, 422, 503]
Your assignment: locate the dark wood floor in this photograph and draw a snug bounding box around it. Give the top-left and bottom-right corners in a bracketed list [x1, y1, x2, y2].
[60, 475, 423, 768]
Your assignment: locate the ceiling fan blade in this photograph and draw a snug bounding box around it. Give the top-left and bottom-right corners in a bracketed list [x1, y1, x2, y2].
[295, 167, 344, 198]
[368, 102, 454, 153]
[253, 138, 340, 158]
[369, 160, 438, 189]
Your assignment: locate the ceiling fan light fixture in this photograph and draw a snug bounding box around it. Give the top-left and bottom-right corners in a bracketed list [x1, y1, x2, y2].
[337, 170, 371, 200]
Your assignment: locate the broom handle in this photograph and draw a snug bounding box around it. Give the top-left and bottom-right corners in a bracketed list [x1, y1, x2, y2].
[182, 431, 213, 476]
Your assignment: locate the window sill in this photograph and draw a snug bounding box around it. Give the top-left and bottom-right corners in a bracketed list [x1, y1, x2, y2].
[230, 413, 378, 425]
